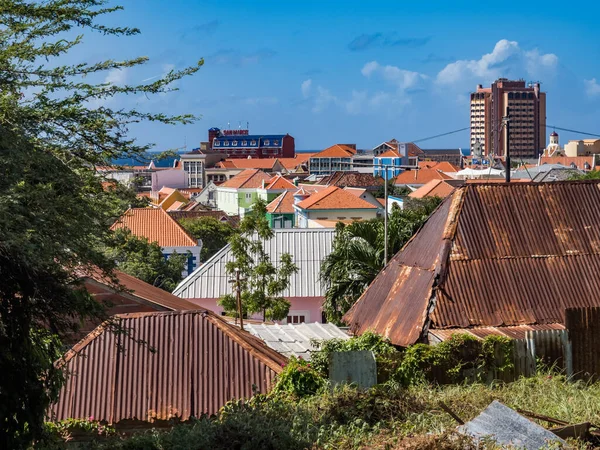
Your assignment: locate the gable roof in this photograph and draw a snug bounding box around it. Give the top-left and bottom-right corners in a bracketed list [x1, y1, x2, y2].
[418, 161, 460, 172]
[173, 229, 336, 299]
[539, 156, 597, 169]
[319, 171, 385, 189]
[409, 179, 464, 199]
[295, 186, 378, 210]
[394, 168, 455, 185]
[111, 208, 198, 247]
[264, 175, 296, 190]
[266, 191, 296, 214]
[313, 144, 356, 158]
[278, 154, 315, 170]
[50, 310, 286, 424]
[84, 270, 200, 311]
[219, 169, 273, 189]
[344, 181, 600, 347]
[216, 158, 282, 170]
[378, 149, 401, 158]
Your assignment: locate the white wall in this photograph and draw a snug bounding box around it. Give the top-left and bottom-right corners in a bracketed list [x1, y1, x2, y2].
[151, 169, 187, 192]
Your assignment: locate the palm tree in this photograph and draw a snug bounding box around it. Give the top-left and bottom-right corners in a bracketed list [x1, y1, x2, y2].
[320, 197, 442, 323]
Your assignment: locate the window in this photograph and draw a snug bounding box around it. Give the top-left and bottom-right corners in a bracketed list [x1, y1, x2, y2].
[287, 315, 305, 324]
[223, 141, 229, 146]
[214, 141, 220, 146]
[273, 140, 279, 145]
[264, 139, 270, 145]
[251, 140, 257, 146]
[242, 140, 247, 146]
[245, 193, 252, 200]
[232, 140, 238, 146]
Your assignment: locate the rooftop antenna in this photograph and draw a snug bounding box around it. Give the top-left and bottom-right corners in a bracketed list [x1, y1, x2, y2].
[246, 121, 249, 130]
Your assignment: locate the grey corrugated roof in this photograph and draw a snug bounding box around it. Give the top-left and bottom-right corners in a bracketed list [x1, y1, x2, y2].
[243, 322, 350, 360]
[173, 228, 336, 299]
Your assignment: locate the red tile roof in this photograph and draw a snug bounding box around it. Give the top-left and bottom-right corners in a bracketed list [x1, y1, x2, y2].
[540, 156, 597, 169]
[418, 161, 460, 172]
[266, 191, 296, 214]
[219, 169, 272, 189]
[313, 144, 356, 158]
[111, 208, 198, 247]
[408, 179, 461, 199]
[378, 149, 401, 158]
[345, 181, 600, 347]
[217, 158, 282, 170]
[278, 154, 315, 169]
[265, 175, 296, 190]
[318, 171, 385, 189]
[296, 185, 378, 210]
[394, 168, 454, 185]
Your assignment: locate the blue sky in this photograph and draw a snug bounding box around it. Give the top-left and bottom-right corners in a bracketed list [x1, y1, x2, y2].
[77, 0, 600, 151]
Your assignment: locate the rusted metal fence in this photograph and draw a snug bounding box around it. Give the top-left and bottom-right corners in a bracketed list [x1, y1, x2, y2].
[565, 306, 600, 380]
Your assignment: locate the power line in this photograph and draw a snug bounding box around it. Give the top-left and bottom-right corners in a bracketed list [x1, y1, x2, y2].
[411, 127, 470, 144]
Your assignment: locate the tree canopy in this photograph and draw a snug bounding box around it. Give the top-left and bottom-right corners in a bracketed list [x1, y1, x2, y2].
[320, 197, 442, 323]
[0, 1, 201, 446]
[179, 216, 235, 262]
[218, 200, 298, 321]
[104, 228, 187, 292]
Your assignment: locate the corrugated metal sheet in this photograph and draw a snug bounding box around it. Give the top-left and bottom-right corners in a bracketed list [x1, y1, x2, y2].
[429, 324, 565, 342]
[566, 306, 600, 380]
[173, 228, 336, 299]
[344, 196, 453, 347]
[50, 310, 286, 424]
[243, 322, 349, 360]
[344, 181, 600, 347]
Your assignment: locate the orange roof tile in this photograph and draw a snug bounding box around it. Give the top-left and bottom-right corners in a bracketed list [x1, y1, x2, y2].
[296, 186, 378, 210]
[264, 175, 296, 190]
[266, 191, 296, 214]
[111, 208, 198, 247]
[219, 169, 272, 189]
[313, 144, 356, 158]
[376, 198, 386, 207]
[394, 168, 454, 185]
[378, 149, 401, 158]
[409, 179, 458, 199]
[218, 158, 281, 170]
[167, 201, 186, 211]
[278, 154, 315, 170]
[344, 187, 367, 197]
[418, 161, 460, 172]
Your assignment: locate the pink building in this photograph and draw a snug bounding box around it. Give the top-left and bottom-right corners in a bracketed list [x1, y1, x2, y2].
[173, 228, 336, 324]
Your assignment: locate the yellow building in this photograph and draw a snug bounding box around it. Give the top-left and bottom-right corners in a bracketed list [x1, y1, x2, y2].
[564, 139, 600, 157]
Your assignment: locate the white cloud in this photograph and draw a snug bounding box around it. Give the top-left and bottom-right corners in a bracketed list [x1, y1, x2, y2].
[104, 68, 128, 86]
[344, 90, 368, 114]
[436, 39, 558, 88]
[361, 61, 426, 90]
[313, 86, 338, 113]
[301, 79, 312, 98]
[584, 78, 600, 97]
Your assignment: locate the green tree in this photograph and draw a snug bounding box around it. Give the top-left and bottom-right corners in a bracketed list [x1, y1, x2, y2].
[218, 200, 298, 321]
[0, 1, 201, 446]
[179, 216, 235, 261]
[569, 170, 600, 180]
[320, 197, 442, 323]
[373, 178, 412, 199]
[104, 228, 187, 292]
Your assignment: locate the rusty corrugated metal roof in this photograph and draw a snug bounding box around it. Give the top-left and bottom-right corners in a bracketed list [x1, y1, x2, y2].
[344, 181, 600, 347]
[429, 324, 565, 342]
[50, 310, 286, 424]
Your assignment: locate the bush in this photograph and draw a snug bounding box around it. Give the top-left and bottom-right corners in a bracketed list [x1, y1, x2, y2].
[272, 357, 325, 398]
[311, 331, 401, 382]
[395, 334, 514, 386]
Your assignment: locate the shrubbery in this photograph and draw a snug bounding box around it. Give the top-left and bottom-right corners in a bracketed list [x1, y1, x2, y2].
[272, 357, 325, 397]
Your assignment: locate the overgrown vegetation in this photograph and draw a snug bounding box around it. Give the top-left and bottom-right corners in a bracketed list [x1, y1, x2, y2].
[43, 371, 600, 449]
[320, 196, 443, 323]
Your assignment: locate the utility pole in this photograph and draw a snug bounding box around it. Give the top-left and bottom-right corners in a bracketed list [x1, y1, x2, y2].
[505, 107, 511, 183]
[384, 164, 388, 265]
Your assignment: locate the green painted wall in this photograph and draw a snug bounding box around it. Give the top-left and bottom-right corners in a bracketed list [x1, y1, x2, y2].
[266, 212, 295, 228]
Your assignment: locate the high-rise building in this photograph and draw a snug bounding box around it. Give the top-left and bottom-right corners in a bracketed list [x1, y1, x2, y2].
[470, 79, 546, 159]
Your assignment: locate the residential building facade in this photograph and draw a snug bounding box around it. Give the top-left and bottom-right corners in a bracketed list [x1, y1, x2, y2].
[470, 79, 546, 158]
[180, 149, 225, 188]
[309, 144, 356, 176]
[215, 169, 272, 217]
[207, 127, 295, 159]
